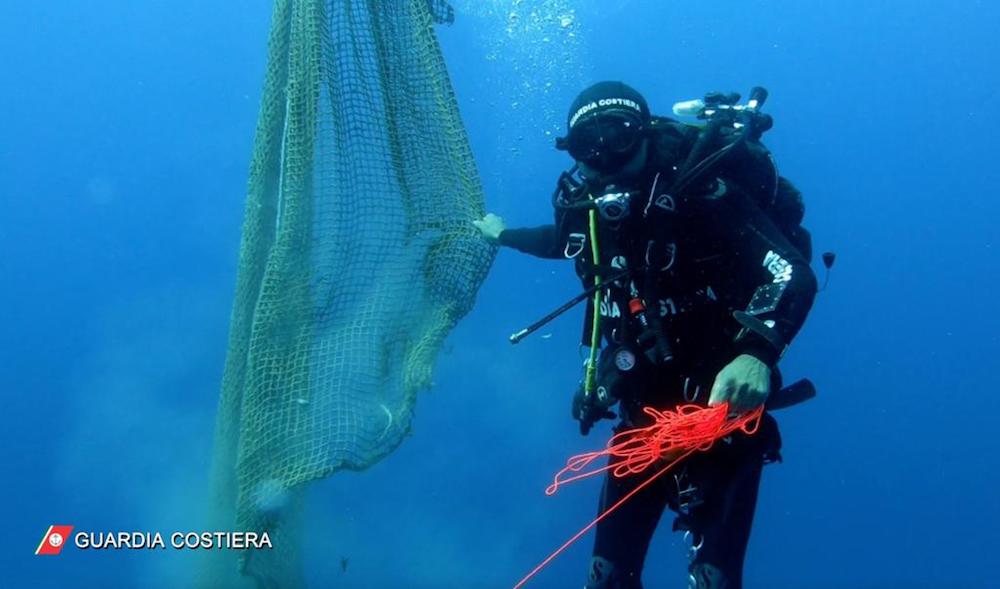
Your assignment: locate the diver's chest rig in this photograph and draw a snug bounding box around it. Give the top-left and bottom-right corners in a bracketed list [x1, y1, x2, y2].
[578, 88, 780, 388]
[510, 86, 820, 411]
[510, 87, 818, 407]
[556, 168, 685, 368]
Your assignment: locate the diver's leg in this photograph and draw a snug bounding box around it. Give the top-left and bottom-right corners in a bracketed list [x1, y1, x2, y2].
[586, 460, 671, 589]
[683, 414, 781, 589]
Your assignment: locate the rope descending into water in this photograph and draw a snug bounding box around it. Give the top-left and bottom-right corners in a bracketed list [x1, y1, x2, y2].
[513, 402, 764, 589]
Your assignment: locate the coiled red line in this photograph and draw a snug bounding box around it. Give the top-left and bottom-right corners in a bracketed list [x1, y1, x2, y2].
[513, 403, 764, 589]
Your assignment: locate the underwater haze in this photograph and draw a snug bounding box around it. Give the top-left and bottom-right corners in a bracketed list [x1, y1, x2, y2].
[2, 0, 998, 587]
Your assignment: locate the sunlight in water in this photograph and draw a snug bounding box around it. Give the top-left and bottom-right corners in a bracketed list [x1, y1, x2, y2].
[449, 0, 589, 133]
[444, 0, 636, 178]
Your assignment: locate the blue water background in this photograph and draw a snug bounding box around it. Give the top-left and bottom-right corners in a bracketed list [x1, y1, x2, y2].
[1, 1, 997, 587]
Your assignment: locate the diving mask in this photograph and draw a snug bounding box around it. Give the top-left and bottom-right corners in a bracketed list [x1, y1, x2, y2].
[558, 110, 644, 173]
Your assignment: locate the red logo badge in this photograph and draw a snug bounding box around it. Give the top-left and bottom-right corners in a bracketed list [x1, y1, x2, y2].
[36, 525, 74, 555]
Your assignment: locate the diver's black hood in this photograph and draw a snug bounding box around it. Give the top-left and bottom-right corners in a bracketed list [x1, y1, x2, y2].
[566, 81, 651, 131]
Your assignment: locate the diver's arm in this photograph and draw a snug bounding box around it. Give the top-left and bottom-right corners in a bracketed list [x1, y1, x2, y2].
[720, 192, 818, 366]
[498, 224, 564, 259]
[474, 213, 564, 259]
[704, 190, 816, 411]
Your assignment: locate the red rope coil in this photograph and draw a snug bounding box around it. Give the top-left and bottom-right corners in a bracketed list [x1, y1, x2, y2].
[514, 403, 764, 589]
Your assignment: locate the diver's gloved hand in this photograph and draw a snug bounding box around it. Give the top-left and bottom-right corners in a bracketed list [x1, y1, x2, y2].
[709, 354, 772, 412]
[572, 384, 617, 435]
[472, 213, 506, 244]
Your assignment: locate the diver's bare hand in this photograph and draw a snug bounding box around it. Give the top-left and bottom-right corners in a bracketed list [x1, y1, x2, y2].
[708, 354, 771, 412]
[472, 213, 505, 244]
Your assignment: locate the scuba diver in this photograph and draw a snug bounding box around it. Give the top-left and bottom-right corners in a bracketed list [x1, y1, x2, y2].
[474, 82, 817, 589]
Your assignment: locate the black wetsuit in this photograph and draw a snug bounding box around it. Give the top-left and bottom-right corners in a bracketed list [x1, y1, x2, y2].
[501, 120, 817, 589]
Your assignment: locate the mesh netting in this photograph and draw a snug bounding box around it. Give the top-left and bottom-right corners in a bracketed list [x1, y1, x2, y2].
[202, 1, 493, 586]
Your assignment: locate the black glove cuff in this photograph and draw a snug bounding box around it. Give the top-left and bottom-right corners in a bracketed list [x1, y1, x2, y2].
[732, 311, 784, 366]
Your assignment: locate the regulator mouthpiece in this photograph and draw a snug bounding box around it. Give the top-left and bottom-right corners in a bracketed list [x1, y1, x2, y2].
[594, 189, 634, 222]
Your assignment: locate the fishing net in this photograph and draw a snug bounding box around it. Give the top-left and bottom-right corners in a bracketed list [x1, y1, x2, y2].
[202, 0, 493, 586]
